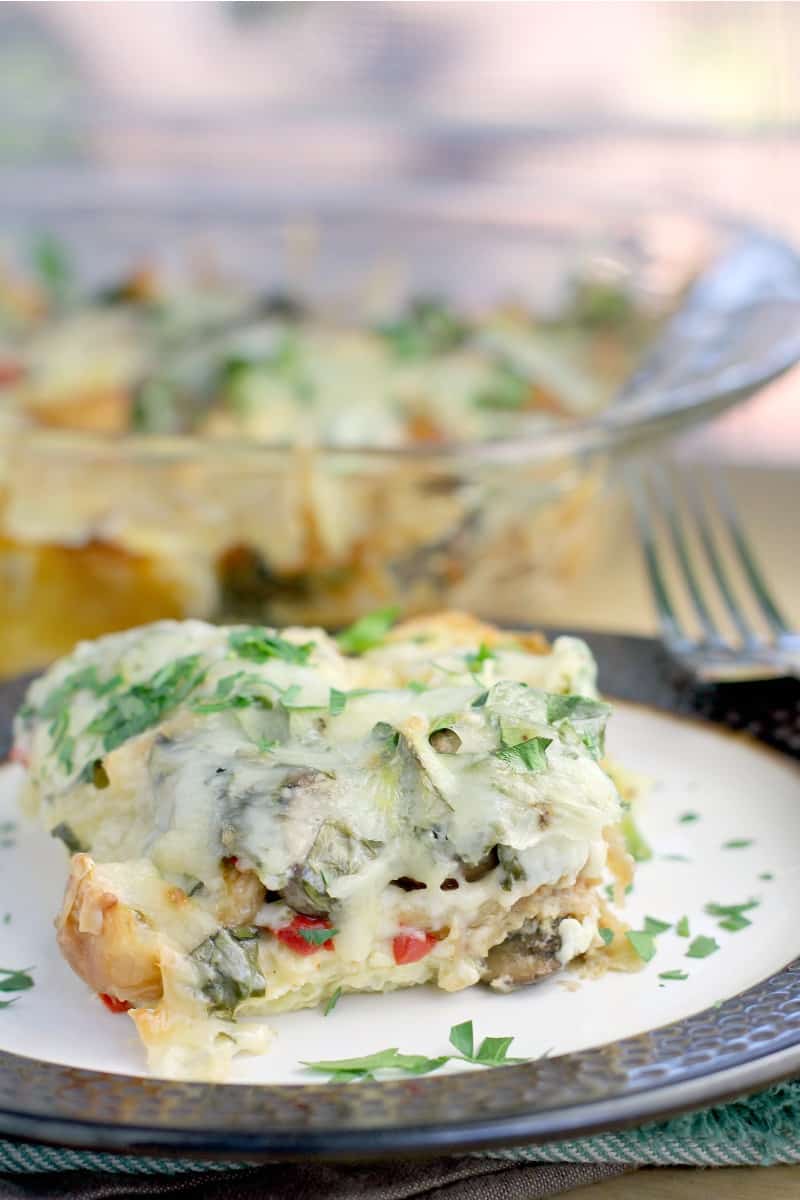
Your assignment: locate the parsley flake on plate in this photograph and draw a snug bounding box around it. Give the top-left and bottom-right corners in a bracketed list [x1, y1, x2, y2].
[722, 839, 754, 850]
[659, 970, 689, 981]
[705, 899, 758, 933]
[625, 931, 657, 963]
[676, 916, 690, 938]
[0, 967, 34, 994]
[686, 936, 719, 959]
[303, 1020, 526, 1081]
[447, 1020, 527, 1065]
[643, 916, 671, 936]
[598, 927, 614, 946]
[679, 812, 700, 824]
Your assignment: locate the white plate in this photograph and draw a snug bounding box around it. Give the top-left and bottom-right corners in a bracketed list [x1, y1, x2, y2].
[0, 701, 797, 1085]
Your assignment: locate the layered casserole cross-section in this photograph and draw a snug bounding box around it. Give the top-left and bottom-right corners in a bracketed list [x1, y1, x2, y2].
[13, 612, 629, 1079]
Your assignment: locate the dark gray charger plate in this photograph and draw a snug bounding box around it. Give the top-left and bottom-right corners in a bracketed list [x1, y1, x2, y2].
[0, 632, 799, 1162]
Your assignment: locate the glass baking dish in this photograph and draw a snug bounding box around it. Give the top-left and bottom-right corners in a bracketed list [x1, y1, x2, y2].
[0, 183, 777, 676]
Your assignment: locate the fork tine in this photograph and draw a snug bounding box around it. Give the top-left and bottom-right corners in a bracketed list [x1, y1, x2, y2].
[626, 464, 687, 654]
[709, 468, 792, 638]
[682, 470, 758, 649]
[650, 463, 724, 647]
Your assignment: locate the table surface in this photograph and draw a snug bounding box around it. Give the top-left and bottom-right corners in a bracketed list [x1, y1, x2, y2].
[551, 457, 799, 1197]
[573, 1166, 800, 1198]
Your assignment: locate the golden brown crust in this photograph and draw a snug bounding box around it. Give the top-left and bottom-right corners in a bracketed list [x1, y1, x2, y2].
[56, 854, 163, 1005]
[386, 611, 549, 655]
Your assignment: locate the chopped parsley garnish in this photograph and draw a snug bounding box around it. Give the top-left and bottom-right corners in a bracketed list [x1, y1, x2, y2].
[31, 233, 73, 304]
[718, 915, 752, 932]
[36, 669, 110, 773]
[643, 916, 671, 936]
[297, 926, 338, 947]
[494, 737, 551, 773]
[465, 643, 494, 674]
[722, 839, 754, 850]
[407, 681, 428, 694]
[659, 970, 688, 981]
[598, 927, 614, 946]
[303, 1019, 526, 1081]
[472, 363, 530, 411]
[471, 690, 489, 709]
[448, 1021, 526, 1065]
[676, 915, 690, 938]
[705, 900, 759, 918]
[50, 709, 75, 775]
[280, 686, 322, 711]
[50, 822, 87, 855]
[686, 936, 719, 959]
[704, 899, 758, 933]
[0, 967, 34, 994]
[603, 882, 633, 901]
[2, 915, 10, 925]
[229, 629, 314, 665]
[447, 1020, 476, 1057]
[38, 667, 121, 721]
[191, 672, 266, 714]
[336, 608, 399, 655]
[192, 695, 256, 715]
[378, 300, 468, 360]
[88, 655, 206, 755]
[620, 812, 652, 863]
[544, 694, 609, 760]
[678, 812, 700, 824]
[545, 694, 608, 725]
[625, 931, 657, 962]
[323, 987, 342, 1016]
[303, 1048, 448, 1081]
[660, 853, 691, 862]
[328, 688, 378, 716]
[759, 872, 774, 881]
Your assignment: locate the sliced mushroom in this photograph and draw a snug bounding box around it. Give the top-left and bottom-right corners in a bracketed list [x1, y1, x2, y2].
[462, 844, 499, 883]
[482, 919, 562, 991]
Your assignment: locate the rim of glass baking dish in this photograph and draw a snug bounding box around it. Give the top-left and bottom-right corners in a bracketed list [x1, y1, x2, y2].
[2, 181, 795, 468]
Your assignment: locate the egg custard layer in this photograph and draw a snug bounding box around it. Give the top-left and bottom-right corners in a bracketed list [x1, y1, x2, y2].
[14, 612, 625, 1080]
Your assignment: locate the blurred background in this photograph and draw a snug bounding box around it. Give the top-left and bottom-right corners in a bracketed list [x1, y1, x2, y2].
[2, 1, 798, 460]
[0, 0, 797, 671]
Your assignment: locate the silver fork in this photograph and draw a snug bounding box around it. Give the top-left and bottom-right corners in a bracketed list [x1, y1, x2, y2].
[628, 461, 800, 682]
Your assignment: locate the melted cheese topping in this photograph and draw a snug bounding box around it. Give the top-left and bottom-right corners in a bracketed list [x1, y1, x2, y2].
[16, 612, 622, 1080]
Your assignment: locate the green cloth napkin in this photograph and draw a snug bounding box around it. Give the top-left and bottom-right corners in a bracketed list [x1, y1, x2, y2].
[2, 1079, 800, 1174]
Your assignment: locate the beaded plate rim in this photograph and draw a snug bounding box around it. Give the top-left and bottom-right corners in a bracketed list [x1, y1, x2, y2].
[0, 631, 798, 1161]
